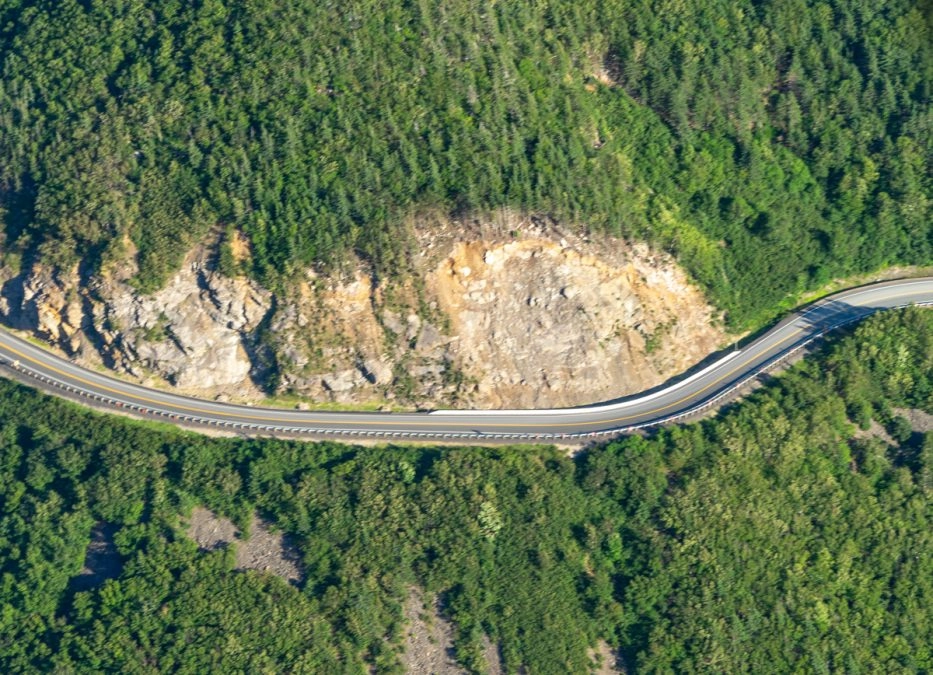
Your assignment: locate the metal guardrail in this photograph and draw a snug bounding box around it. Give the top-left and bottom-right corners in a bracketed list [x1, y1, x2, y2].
[2, 301, 930, 443]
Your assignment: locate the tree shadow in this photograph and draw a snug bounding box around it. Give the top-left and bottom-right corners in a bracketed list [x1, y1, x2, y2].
[68, 522, 122, 593]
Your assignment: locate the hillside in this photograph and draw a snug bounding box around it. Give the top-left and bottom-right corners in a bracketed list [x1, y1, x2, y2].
[0, 218, 727, 409]
[0, 308, 930, 672]
[0, 0, 929, 327]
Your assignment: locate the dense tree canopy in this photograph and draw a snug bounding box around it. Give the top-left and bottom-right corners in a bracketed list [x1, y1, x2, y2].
[0, 0, 929, 325]
[0, 307, 929, 672]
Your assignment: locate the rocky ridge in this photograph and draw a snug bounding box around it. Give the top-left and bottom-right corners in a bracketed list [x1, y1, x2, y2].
[0, 215, 727, 409]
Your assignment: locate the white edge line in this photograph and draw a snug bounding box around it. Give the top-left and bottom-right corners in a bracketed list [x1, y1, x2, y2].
[434, 280, 933, 419]
[431, 350, 743, 417]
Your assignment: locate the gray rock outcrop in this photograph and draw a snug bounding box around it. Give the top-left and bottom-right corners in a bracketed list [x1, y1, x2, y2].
[0, 250, 272, 394]
[0, 215, 727, 409]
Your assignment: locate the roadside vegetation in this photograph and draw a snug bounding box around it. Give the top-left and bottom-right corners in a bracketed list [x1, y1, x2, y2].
[0, 307, 929, 672]
[0, 0, 929, 326]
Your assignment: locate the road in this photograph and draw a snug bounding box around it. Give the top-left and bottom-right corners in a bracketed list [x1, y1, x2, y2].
[0, 278, 931, 443]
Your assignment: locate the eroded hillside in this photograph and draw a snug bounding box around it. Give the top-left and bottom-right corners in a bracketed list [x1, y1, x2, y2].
[0, 215, 726, 409]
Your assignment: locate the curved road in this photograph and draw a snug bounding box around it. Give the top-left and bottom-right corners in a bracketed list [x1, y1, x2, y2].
[0, 278, 931, 443]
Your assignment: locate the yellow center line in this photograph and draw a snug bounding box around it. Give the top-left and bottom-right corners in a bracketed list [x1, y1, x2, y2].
[1, 327, 803, 430]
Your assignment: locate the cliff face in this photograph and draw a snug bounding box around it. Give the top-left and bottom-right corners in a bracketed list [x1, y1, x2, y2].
[426, 237, 723, 408]
[0, 217, 727, 409]
[0, 247, 273, 395]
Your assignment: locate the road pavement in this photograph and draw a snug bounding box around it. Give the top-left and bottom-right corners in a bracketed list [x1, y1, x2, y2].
[0, 278, 930, 443]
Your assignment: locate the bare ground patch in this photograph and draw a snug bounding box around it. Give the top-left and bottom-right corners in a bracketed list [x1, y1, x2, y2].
[401, 587, 464, 675]
[481, 634, 504, 675]
[236, 517, 302, 583]
[185, 506, 302, 583]
[227, 228, 254, 266]
[893, 407, 933, 433]
[71, 522, 121, 592]
[588, 640, 623, 674]
[187, 505, 238, 549]
[853, 419, 895, 445]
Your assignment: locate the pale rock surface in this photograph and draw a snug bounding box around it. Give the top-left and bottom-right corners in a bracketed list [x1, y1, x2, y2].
[0, 214, 727, 409]
[100, 258, 271, 391]
[0, 265, 85, 354]
[425, 235, 723, 407]
[0, 248, 272, 396]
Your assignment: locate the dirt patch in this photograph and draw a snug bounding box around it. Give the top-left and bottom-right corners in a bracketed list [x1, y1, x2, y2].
[401, 587, 464, 675]
[71, 522, 121, 591]
[893, 407, 933, 433]
[482, 634, 504, 675]
[236, 517, 302, 583]
[185, 507, 302, 583]
[588, 640, 623, 674]
[853, 419, 895, 445]
[228, 228, 253, 265]
[187, 505, 238, 549]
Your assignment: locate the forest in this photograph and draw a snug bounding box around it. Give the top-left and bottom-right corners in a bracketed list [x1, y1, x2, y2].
[0, 0, 929, 326]
[0, 307, 929, 672]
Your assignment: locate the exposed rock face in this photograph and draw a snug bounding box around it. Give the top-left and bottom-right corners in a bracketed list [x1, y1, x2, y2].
[0, 248, 272, 395]
[428, 237, 722, 407]
[0, 215, 727, 409]
[102, 262, 271, 389]
[0, 264, 86, 353]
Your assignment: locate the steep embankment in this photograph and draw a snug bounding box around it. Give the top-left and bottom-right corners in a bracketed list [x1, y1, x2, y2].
[0, 216, 726, 409]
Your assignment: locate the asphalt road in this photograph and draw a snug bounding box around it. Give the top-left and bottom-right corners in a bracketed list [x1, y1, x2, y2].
[1, 278, 931, 443]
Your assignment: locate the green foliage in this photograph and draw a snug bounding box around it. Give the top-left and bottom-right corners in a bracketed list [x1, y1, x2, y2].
[827, 304, 933, 413]
[0, 309, 930, 671]
[59, 546, 342, 673]
[0, 1, 928, 325]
